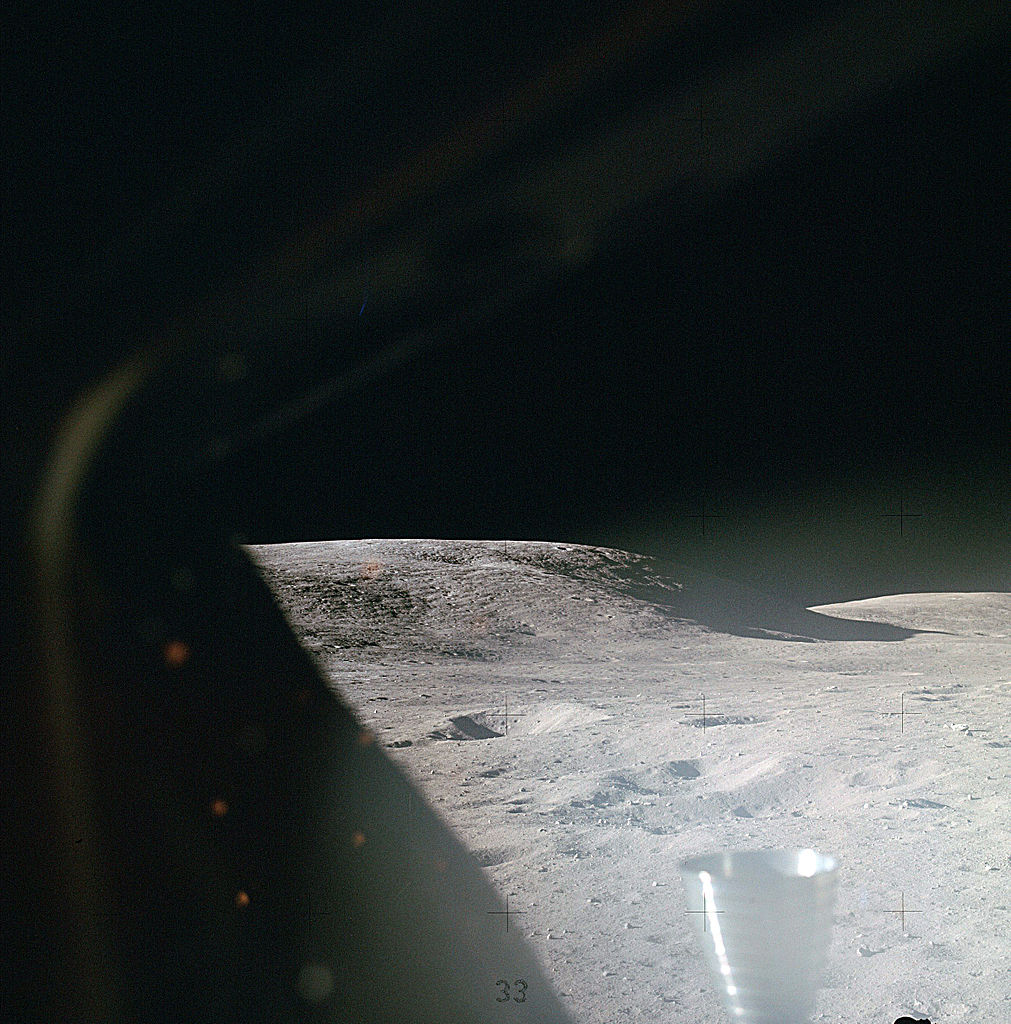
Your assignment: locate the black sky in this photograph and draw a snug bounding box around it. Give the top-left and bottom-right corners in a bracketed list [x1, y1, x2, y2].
[7, 2, 1008, 606]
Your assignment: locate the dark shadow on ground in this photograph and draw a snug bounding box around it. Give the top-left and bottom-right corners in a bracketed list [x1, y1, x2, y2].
[623, 572, 949, 642]
[580, 550, 951, 643]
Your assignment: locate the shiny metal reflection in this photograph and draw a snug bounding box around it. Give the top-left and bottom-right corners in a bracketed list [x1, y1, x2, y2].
[680, 849, 839, 1024]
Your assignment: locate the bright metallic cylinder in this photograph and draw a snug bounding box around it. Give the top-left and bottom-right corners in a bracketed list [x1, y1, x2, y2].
[679, 849, 839, 1024]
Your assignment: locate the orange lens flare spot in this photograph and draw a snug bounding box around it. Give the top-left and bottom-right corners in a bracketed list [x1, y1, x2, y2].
[210, 798, 229, 817]
[359, 560, 383, 579]
[357, 729, 375, 747]
[235, 890, 250, 909]
[163, 640, 190, 668]
[351, 831, 366, 850]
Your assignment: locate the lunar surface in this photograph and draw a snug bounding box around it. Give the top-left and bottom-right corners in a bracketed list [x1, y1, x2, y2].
[248, 539, 1010, 1023]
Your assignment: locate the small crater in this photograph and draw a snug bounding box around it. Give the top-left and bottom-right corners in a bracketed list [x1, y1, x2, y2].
[577, 770, 663, 809]
[450, 714, 502, 739]
[473, 848, 511, 868]
[666, 760, 701, 779]
[431, 714, 504, 741]
[604, 771, 659, 795]
[683, 715, 763, 728]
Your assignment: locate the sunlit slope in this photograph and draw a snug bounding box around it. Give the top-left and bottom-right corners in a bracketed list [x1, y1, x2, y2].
[248, 539, 931, 664]
[810, 592, 1010, 636]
